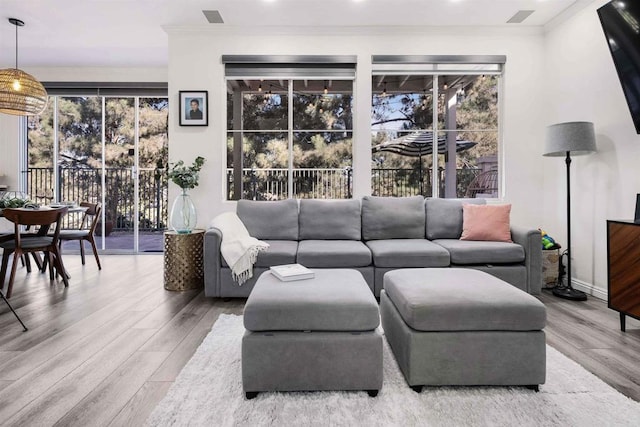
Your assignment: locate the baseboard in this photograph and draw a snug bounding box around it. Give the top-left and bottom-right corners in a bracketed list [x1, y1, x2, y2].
[571, 279, 607, 301]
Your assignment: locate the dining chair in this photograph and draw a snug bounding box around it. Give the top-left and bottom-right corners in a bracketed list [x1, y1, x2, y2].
[1, 233, 42, 273]
[58, 202, 102, 270]
[0, 207, 69, 298]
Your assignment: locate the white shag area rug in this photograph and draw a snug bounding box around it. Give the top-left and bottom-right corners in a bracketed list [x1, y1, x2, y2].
[147, 314, 640, 426]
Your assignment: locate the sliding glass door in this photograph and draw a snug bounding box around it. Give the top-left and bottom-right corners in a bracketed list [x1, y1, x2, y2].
[26, 95, 169, 253]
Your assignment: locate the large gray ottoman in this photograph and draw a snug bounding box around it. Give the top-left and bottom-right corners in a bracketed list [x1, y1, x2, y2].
[242, 269, 383, 399]
[380, 268, 546, 392]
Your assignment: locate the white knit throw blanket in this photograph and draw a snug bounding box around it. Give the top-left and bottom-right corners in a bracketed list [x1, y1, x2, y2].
[210, 212, 269, 285]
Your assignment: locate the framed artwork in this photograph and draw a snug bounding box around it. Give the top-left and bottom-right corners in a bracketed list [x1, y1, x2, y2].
[179, 90, 208, 126]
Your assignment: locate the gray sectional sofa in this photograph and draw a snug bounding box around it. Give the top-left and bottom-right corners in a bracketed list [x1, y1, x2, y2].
[204, 196, 542, 298]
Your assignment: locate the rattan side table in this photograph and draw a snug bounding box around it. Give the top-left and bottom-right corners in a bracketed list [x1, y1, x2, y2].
[164, 229, 205, 291]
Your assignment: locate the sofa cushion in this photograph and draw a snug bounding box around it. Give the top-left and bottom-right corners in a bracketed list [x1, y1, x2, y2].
[433, 239, 525, 264]
[362, 196, 425, 240]
[383, 268, 546, 331]
[425, 198, 486, 240]
[299, 199, 361, 240]
[237, 199, 298, 240]
[366, 239, 450, 268]
[297, 240, 372, 268]
[221, 240, 298, 268]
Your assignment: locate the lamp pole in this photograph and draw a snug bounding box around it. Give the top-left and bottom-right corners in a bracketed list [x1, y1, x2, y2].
[565, 151, 572, 291]
[552, 150, 587, 300]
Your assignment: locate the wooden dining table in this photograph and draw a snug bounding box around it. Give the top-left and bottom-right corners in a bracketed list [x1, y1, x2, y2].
[0, 205, 88, 277]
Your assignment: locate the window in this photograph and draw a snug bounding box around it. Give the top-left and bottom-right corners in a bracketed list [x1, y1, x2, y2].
[371, 56, 503, 198]
[224, 56, 355, 200]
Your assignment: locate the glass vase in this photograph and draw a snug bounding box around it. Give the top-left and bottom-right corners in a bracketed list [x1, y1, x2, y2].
[170, 189, 197, 234]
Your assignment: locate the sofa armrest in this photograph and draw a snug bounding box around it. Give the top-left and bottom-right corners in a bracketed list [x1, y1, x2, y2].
[510, 225, 542, 294]
[204, 227, 223, 298]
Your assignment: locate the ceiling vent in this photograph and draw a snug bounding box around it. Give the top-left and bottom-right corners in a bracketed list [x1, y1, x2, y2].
[507, 10, 535, 24]
[203, 10, 224, 24]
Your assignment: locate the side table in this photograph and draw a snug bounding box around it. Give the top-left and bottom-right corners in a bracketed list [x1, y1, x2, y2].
[164, 229, 204, 291]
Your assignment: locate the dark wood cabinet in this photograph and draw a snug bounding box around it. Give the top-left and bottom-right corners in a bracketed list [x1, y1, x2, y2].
[607, 220, 640, 331]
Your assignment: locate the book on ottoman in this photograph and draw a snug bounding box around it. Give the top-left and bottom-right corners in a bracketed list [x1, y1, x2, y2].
[270, 264, 314, 282]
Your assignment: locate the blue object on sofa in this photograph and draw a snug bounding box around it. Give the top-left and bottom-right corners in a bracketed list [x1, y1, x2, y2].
[204, 197, 543, 298]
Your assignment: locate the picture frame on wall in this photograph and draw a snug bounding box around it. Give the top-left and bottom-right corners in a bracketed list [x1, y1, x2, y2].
[179, 90, 208, 126]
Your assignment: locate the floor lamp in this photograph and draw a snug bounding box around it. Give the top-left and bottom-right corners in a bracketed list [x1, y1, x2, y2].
[543, 121, 597, 301]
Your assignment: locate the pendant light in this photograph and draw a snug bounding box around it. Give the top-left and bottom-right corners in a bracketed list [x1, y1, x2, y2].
[0, 18, 48, 116]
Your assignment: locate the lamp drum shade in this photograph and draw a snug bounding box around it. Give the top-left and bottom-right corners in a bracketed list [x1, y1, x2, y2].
[543, 121, 596, 157]
[0, 68, 48, 116]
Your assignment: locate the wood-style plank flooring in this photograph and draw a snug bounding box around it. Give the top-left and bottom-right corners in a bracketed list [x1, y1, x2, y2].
[0, 255, 638, 426]
[539, 290, 640, 401]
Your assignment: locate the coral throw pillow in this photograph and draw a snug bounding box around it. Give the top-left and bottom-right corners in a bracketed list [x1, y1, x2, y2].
[460, 204, 513, 243]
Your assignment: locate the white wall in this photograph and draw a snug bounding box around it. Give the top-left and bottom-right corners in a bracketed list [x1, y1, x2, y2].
[166, 26, 548, 230]
[0, 115, 21, 192]
[543, 1, 640, 298]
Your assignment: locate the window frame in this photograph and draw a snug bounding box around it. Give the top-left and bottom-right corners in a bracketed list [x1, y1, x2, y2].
[222, 55, 356, 201]
[371, 55, 504, 199]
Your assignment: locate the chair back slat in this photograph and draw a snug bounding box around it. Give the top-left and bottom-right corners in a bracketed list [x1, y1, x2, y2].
[80, 202, 99, 216]
[3, 207, 68, 226]
[78, 202, 101, 232]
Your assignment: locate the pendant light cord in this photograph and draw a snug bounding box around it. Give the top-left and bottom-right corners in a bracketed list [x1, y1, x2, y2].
[15, 21, 18, 68]
[8, 18, 25, 69]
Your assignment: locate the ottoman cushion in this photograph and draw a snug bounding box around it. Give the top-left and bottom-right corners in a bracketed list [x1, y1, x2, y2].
[244, 269, 379, 332]
[384, 268, 546, 332]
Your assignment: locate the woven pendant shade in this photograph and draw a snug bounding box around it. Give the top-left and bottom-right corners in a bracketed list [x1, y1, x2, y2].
[0, 68, 48, 116]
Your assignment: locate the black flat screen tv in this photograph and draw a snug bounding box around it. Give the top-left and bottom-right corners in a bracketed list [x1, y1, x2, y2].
[598, 1, 640, 134]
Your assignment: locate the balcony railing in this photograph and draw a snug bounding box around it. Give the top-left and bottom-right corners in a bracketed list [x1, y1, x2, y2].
[227, 168, 354, 200]
[227, 167, 483, 200]
[25, 167, 168, 232]
[23, 166, 486, 230]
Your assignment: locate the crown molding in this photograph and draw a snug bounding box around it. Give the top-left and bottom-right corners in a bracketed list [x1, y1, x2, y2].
[544, 0, 599, 33]
[162, 24, 545, 38]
